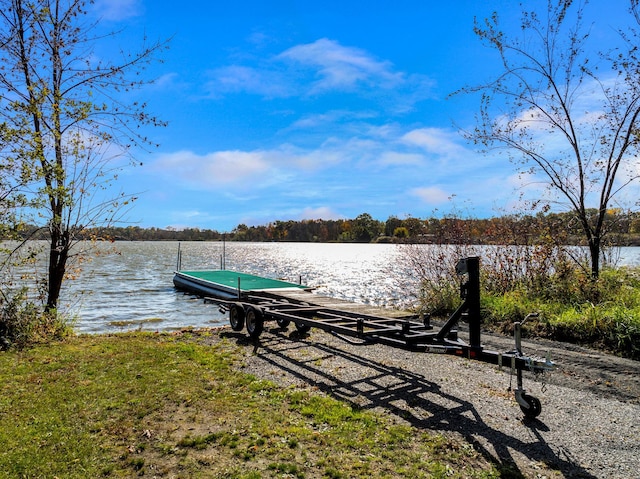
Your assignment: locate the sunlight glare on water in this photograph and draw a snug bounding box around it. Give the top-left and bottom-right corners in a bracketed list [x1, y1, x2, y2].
[62, 241, 408, 334]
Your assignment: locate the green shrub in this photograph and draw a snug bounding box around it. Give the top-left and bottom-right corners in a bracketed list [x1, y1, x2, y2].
[480, 269, 640, 359]
[418, 278, 461, 317]
[0, 289, 72, 350]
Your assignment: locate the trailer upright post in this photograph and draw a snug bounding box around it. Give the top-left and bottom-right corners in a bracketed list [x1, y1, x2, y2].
[463, 257, 482, 353]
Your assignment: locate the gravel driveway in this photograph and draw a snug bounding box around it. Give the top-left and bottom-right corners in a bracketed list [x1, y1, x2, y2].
[220, 324, 639, 479]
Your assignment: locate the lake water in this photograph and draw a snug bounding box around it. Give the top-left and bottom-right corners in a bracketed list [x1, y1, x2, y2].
[58, 241, 640, 334]
[62, 241, 405, 333]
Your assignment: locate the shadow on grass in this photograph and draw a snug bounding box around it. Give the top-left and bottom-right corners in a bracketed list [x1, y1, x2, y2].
[221, 328, 595, 479]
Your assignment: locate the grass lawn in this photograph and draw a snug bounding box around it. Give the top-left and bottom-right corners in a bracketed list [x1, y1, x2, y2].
[0, 332, 499, 478]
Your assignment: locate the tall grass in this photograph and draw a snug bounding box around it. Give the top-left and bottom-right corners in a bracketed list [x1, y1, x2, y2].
[400, 242, 640, 359]
[1, 242, 73, 350]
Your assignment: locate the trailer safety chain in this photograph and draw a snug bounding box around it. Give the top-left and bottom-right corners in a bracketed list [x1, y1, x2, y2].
[512, 365, 549, 393]
[541, 376, 548, 394]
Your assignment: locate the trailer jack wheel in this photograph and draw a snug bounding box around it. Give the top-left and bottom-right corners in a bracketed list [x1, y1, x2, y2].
[517, 391, 542, 418]
[229, 303, 245, 331]
[245, 306, 264, 340]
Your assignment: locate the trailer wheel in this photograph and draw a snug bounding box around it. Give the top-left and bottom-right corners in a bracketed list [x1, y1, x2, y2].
[276, 318, 291, 328]
[245, 306, 264, 340]
[229, 303, 245, 331]
[295, 322, 311, 334]
[519, 394, 542, 418]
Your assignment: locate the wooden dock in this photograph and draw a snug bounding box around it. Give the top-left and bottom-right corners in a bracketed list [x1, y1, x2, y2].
[174, 268, 409, 319]
[267, 289, 412, 319]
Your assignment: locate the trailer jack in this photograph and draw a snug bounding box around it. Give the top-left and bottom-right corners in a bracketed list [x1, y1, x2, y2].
[507, 313, 553, 417]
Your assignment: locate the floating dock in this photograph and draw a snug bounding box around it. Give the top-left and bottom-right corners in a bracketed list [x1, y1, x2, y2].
[173, 270, 311, 299]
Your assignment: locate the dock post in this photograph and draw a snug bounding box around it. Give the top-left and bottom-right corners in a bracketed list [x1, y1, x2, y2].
[222, 233, 226, 270]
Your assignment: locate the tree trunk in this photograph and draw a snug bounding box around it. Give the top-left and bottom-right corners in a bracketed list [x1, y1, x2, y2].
[588, 236, 600, 281]
[46, 229, 69, 312]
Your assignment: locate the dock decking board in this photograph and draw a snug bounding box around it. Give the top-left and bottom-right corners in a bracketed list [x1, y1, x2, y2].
[263, 289, 411, 319]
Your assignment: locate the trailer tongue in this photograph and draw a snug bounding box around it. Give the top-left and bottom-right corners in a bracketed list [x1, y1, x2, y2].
[176, 256, 555, 418]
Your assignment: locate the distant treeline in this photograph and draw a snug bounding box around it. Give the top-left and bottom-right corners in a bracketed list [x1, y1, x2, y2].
[7, 210, 640, 246]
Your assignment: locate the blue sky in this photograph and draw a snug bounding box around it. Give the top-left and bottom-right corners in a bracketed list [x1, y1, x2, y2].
[89, 0, 639, 231]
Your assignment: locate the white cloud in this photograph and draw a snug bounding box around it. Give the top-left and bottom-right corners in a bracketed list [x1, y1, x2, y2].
[288, 110, 376, 130]
[378, 152, 424, 166]
[151, 142, 352, 191]
[151, 73, 181, 89]
[401, 128, 468, 158]
[278, 38, 402, 93]
[148, 121, 499, 216]
[207, 65, 290, 98]
[152, 150, 271, 188]
[296, 207, 344, 221]
[206, 38, 433, 109]
[410, 186, 450, 204]
[93, 0, 142, 21]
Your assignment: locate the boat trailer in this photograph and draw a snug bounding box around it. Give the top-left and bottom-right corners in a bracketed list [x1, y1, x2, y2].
[203, 257, 555, 418]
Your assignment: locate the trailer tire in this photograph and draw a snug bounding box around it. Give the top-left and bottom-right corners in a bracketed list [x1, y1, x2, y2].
[276, 318, 291, 329]
[520, 394, 542, 418]
[246, 306, 264, 340]
[229, 303, 245, 331]
[295, 322, 311, 334]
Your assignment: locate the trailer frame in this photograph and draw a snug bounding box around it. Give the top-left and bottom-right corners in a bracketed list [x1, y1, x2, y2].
[201, 256, 555, 418]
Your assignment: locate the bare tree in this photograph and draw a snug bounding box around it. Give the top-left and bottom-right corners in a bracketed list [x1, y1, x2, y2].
[463, 0, 640, 279]
[0, 0, 166, 311]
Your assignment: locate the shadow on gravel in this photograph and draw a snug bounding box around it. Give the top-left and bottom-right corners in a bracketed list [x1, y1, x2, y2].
[222, 328, 597, 479]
